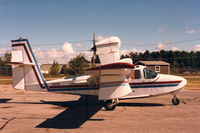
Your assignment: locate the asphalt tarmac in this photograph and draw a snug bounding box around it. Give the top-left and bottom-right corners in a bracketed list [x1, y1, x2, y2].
[0, 85, 200, 133]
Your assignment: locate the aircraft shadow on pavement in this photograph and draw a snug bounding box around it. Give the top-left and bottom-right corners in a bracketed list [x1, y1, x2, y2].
[118, 102, 165, 107]
[1, 97, 164, 129]
[36, 98, 164, 129]
[0, 97, 164, 129]
[0, 99, 12, 103]
[36, 96, 104, 129]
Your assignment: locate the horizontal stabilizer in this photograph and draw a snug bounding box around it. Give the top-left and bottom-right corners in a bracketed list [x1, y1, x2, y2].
[6, 62, 35, 66]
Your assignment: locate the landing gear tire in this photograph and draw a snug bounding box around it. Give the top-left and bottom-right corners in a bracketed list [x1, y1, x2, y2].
[172, 96, 180, 105]
[104, 100, 117, 111]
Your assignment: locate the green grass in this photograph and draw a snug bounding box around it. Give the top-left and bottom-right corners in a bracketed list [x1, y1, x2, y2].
[0, 80, 12, 84]
[0, 76, 12, 85]
[184, 77, 200, 90]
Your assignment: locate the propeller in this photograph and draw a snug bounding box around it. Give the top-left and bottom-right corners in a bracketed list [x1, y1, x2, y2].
[91, 32, 97, 67]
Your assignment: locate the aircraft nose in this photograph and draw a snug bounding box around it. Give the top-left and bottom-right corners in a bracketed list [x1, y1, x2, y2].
[173, 75, 187, 86]
[159, 74, 187, 89]
[169, 75, 187, 92]
[180, 77, 187, 87]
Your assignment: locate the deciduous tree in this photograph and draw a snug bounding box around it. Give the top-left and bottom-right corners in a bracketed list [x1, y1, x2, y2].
[68, 54, 90, 75]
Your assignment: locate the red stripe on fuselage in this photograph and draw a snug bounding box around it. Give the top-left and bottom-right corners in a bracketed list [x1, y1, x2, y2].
[101, 81, 129, 85]
[49, 84, 89, 88]
[129, 80, 182, 86]
[87, 62, 135, 71]
[49, 81, 129, 89]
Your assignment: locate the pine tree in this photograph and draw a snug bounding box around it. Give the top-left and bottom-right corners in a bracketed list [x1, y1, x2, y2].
[49, 60, 60, 76]
[60, 64, 68, 74]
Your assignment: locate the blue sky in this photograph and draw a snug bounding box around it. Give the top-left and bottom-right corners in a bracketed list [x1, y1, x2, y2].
[1, 0, 200, 63]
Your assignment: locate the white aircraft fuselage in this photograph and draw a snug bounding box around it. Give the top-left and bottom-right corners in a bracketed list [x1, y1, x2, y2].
[46, 65, 186, 100]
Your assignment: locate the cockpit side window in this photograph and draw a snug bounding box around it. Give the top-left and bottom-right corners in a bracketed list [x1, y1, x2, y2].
[135, 70, 141, 79]
[143, 68, 158, 79]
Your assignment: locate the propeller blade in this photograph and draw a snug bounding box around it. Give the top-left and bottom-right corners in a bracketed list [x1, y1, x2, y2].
[92, 32, 97, 67]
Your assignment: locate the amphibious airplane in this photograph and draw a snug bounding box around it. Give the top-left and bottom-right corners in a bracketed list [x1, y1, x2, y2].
[9, 36, 187, 111]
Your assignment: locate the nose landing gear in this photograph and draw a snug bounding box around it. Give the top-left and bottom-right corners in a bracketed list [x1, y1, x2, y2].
[172, 95, 180, 105]
[104, 99, 119, 111]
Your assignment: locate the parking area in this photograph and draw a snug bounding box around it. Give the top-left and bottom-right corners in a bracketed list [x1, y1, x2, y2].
[0, 85, 200, 133]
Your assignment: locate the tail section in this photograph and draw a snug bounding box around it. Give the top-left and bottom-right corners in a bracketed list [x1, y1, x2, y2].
[11, 38, 48, 91]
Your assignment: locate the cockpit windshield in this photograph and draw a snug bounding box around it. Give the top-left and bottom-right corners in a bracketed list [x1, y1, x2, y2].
[143, 67, 158, 79]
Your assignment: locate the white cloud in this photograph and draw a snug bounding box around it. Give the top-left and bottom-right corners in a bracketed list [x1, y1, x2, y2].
[120, 49, 144, 56]
[155, 40, 170, 50]
[0, 48, 8, 57]
[34, 42, 76, 64]
[130, 48, 144, 53]
[78, 50, 93, 61]
[185, 30, 200, 34]
[62, 42, 75, 54]
[171, 47, 179, 51]
[158, 27, 165, 32]
[33, 42, 94, 64]
[77, 43, 83, 49]
[192, 44, 200, 52]
[97, 35, 107, 41]
[120, 49, 129, 55]
[0, 48, 7, 56]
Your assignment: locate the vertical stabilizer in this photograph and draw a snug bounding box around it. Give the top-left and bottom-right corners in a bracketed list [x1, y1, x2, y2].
[11, 38, 48, 91]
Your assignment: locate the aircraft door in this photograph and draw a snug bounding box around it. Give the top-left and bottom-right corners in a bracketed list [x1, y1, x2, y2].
[143, 67, 160, 95]
[130, 67, 151, 97]
[130, 66, 159, 96]
[130, 69, 144, 82]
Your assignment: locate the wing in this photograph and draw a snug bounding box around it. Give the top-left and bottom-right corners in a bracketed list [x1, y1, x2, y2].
[87, 62, 134, 100]
[98, 74, 132, 100]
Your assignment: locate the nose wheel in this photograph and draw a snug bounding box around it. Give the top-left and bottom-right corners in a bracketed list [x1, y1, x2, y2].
[104, 99, 119, 111]
[172, 95, 180, 105]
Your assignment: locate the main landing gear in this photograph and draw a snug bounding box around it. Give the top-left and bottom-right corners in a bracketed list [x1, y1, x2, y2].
[172, 95, 180, 105]
[104, 99, 119, 111]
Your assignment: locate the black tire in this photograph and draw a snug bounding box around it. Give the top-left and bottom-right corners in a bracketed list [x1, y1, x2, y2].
[172, 98, 180, 105]
[104, 100, 116, 111]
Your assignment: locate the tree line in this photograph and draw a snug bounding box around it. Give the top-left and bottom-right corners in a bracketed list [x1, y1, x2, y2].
[0, 52, 12, 76]
[1, 50, 200, 76]
[49, 54, 90, 76]
[121, 50, 200, 74]
[46, 50, 200, 75]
